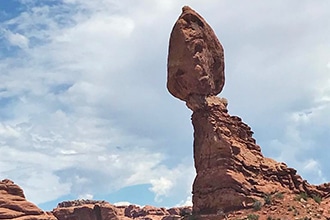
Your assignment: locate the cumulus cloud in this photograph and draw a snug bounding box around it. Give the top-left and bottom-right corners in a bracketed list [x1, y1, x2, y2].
[149, 177, 174, 202]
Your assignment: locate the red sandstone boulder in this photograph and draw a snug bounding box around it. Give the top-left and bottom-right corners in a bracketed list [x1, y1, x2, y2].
[167, 6, 225, 102]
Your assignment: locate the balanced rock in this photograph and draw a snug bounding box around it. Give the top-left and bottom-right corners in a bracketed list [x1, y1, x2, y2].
[167, 6, 330, 216]
[167, 6, 225, 103]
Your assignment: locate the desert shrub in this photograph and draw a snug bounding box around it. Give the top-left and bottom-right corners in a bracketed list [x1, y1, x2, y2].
[267, 217, 281, 220]
[264, 194, 272, 205]
[274, 192, 284, 199]
[295, 192, 308, 201]
[312, 194, 322, 204]
[253, 200, 262, 211]
[247, 214, 259, 220]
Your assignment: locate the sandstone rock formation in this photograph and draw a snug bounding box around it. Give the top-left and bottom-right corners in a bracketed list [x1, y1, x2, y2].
[167, 6, 225, 103]
[2, 180, 330, 220]
[0, 179, 191, 220]
[190, 97, 330, 214]
[52, 199, 191, 220]
[167, 6, 330, 216]
[0, 179, 56, 219]
[52, 200, 119, 220]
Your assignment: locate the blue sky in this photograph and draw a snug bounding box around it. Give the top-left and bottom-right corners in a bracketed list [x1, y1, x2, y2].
[0, 0, 330, 211]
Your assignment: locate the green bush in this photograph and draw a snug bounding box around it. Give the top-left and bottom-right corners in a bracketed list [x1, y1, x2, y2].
[312, 194, 322, 204]
[295, 192, 308, 201]
[247, 214, 259, 220]
[264, 194, 272, 205]
[253, 200, 262, 211]
[274, 192, 284, 199]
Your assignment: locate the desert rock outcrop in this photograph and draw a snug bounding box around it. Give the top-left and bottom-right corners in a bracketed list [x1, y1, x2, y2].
[167, 6, 330, 215]
[0, 179, 191, 220]
[52, 200, 191, 220]
[0, 179, 56, 219]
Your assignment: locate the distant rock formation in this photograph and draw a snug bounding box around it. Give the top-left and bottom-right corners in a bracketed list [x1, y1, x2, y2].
[0, 181, 192, 220]
[0, 179, 56, 219]
[53, 200, 191, 220]
[167, 6, 330, 215]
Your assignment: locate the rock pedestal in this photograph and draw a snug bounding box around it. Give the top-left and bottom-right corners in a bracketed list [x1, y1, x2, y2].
[190, 97, 330, 214]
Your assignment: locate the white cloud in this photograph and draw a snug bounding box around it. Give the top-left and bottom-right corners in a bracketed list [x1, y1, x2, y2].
[0, 123, 20, 138]
[302, 159, 326, 184]
[267, 106, 329, 184]
[78, 193, 94, 200]
[4, 30, 29, 49]
[19, 170, 72, 204]
[175, 196, 192, 207]
[149, 177, 173, 202]
[113, 201, 138, 206]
